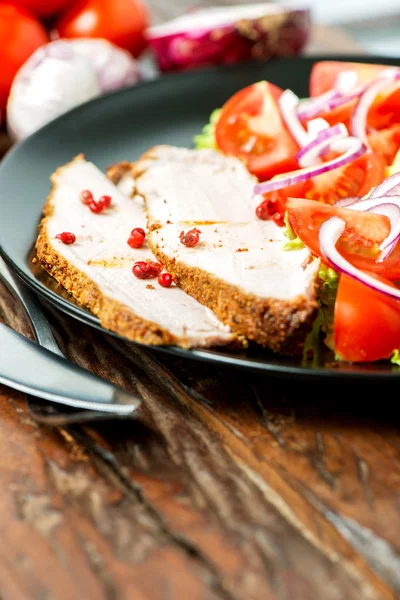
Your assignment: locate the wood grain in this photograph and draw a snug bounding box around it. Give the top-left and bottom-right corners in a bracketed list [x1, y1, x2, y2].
[1, 268, 400, 599]
[3, 5, 398, 600]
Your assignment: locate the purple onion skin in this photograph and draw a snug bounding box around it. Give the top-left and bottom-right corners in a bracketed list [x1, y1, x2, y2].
[148, 9, 311, 72]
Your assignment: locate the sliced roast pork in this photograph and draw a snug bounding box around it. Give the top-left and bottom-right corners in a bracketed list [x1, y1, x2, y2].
[35, 155, 235, 348]
[135, 146, 320, 355]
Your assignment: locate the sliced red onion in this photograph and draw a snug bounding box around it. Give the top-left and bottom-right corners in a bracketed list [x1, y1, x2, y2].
[319, 217, 400, 301]
[351, 69, 400, 145]
[254, 137, 366, 195]
[297, 70, 361, 121]
[278, 89, 310, 147]
[296, 123, 348, 168]
[369, 171, 400, 198]
[337, 196, 400, 261]
[345, 195, 400, 212]
[335, 70, 359, 95]
[297, 89, 340, 121]
[146, 5, 311, 72]
[307, 118, 330, 138]
[333, 196, 361, 207]
[379, 236, 400, 262]
[298, 89, 364, 121]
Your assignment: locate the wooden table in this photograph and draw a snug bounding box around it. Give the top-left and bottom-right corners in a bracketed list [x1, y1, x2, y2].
[2, 4, 400, 600]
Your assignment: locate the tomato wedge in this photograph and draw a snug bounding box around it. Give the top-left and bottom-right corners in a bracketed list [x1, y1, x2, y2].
[215, 81, 299, 181]
[286, 197, 400, 281]
[309, 61, 400, 133]
[334, 273, 400, 362]
[310, 61, 388, 97]
[261, 151, 386, 211]
[369, 125, 400, 166]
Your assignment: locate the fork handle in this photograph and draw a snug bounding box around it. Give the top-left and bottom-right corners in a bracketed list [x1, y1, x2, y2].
[0, 259, 63, 357]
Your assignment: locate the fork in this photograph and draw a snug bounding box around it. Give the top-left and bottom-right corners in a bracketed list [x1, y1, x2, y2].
[0, 257, 142, 423]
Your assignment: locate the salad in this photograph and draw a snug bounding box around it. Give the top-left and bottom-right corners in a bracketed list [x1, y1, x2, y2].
[194, 60, 400, 365]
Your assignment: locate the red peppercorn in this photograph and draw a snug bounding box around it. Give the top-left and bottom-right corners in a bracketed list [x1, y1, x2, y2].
[98, 195, 112, 210]
[83, 192, 112, 213]
[147, 261, 163, 277]
[80, 189, 93, 205]
[158, 273, 173, 288]
[256, 199, 277, 220]
[272, 212, 285, 227]
[127, 228, 146, 249]
[87, 200, 102, 214]
[132, 261, 153, 279]
[55, 232, 76, 245]
[132, 260, 163, 279]
[180, 228, 201, 247]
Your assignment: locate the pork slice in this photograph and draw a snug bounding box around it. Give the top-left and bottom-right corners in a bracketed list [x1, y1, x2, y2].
[134, 145, 258, 224]
[35, 155, 235, 348]
[139, 146, 320, 355]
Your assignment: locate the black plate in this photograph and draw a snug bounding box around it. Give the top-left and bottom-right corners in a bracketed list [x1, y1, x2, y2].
[1, 54, 399, 380]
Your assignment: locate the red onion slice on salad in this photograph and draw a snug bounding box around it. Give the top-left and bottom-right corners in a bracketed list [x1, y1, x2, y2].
[278, 89, 311, 147]
[351, 68, 400, 145]
[333, 196, 361, 208]
[297, 70, 361, 121]
[344, 196, 400, 260]
[296, 123, 348, 168]
[369, 171, 400, 198]
[319, 217, 400, 301]
[254, 137, 366, 196]
[297, 89, 340, 121]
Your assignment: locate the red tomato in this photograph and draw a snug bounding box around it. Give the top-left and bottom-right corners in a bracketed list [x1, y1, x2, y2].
[263, 151, 385, 210]
[54, 0, 149, 58]
[286, 197, 400, 281]
[334, 272, 400, 362]
[369, 124, 400, 166]
[12, 0, 70, 19]
[309, 61, 400, 133]
[215, 81, 299, 181]
[0, 3, 48, 114]
[310, 61, 388, 98]
[302, 152, 386, 204]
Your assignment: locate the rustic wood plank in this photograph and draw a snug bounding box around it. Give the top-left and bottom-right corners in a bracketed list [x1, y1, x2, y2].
[21, 300, 400, 599]
[2, 265, 399, 599]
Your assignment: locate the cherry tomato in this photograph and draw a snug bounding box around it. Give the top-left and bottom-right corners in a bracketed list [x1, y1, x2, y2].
[12, 0, 70, 19]
[286, 197, 400, 281]
[54, 0, 149, 58]
[215, 81, 299, 181]
[334, 272, 400, 362]
[0, 2, 48, 114]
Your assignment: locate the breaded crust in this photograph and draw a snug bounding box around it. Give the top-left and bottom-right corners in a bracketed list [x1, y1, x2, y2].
[35, 156, 182, 347]
[36, 227, 179, 346]
[106, 160, 132, 185]
[132, 146, 319, 356]
[148, 239, 319, 356]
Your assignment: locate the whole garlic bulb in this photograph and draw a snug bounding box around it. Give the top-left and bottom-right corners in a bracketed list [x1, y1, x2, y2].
[7, 38, 141, 141]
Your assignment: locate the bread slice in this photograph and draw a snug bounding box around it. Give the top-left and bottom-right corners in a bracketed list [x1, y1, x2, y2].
[134, 146, 320, 356]
[35, 155, 235, 348]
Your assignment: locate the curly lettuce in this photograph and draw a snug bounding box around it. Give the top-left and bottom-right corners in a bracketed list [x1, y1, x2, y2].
[193, 109, 221, 150]
[391, 349, 400, 366]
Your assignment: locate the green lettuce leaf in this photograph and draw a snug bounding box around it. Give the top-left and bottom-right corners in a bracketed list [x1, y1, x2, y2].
[193, 109, 221, 149]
